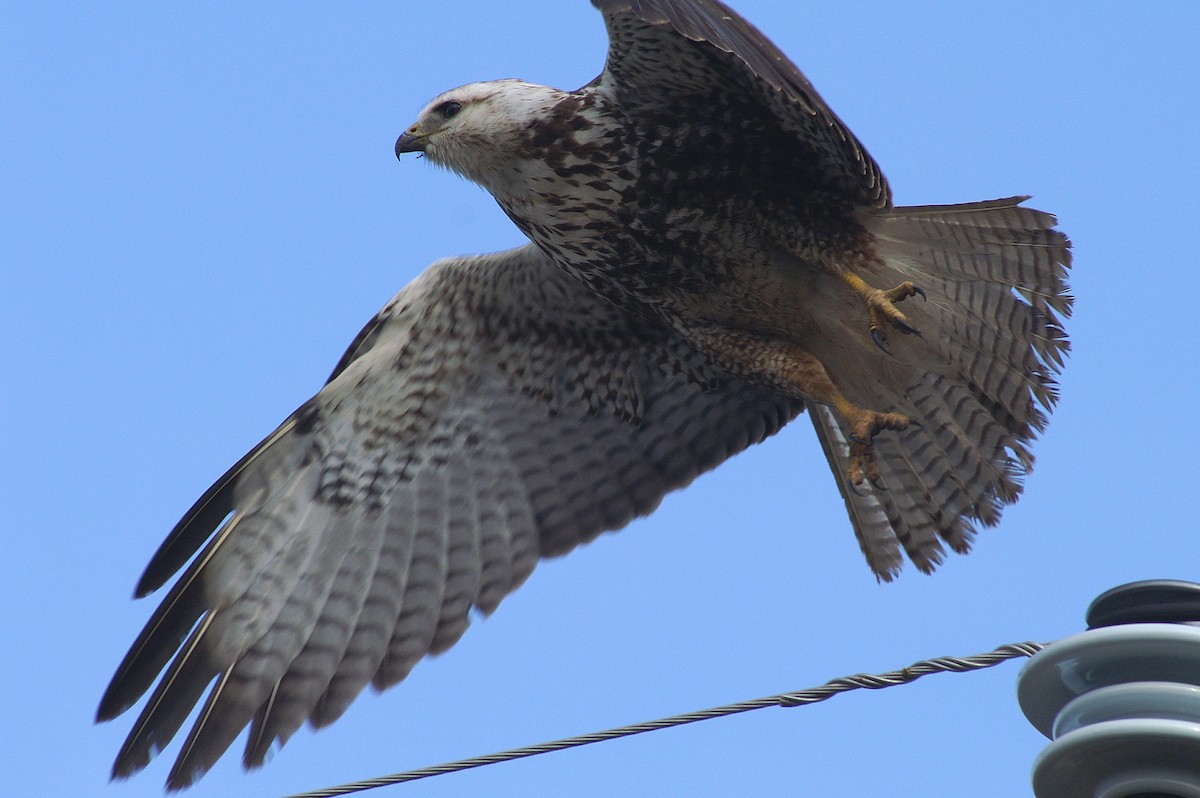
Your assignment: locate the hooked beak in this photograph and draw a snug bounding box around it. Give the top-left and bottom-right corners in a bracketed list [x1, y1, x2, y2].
[395, 127, 426, 158]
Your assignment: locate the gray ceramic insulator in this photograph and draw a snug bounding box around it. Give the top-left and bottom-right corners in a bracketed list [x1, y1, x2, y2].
[1017, 581, 1200, 798]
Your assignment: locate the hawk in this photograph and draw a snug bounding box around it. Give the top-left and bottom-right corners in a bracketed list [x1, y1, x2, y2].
[99, 0, 1071, 789]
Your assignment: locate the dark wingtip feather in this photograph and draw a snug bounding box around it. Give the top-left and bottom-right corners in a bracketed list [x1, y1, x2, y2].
[242, 681, 283, 770]
[136, 420, 295, 597]
[109, 615, 219, 783]
[135, 487, 234, 599]
[98, 558, 211, 723]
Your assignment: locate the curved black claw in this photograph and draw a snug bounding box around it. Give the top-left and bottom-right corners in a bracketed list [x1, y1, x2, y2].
[894, 316, 923, 337]
[871, 328, 891, 354]
[912, 284, 927, 301]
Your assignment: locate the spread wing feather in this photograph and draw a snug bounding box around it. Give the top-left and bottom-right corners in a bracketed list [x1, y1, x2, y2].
[592, 0, 890, 207]
[97, 244, 801, 789]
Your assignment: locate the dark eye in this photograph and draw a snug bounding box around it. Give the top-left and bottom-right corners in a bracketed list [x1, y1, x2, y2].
[435, 100, 462, 120]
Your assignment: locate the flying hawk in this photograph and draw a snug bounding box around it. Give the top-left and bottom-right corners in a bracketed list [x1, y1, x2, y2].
[100, 0, 1071, 789]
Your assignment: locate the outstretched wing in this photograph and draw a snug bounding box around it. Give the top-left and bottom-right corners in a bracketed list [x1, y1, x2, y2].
[591, 0, 890, 207]
[97, 244, 802, 789]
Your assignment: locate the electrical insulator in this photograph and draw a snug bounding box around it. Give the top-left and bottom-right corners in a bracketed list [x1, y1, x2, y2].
[1017, 580, 1200, 797]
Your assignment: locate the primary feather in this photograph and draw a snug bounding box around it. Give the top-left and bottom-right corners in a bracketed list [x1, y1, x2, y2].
[99, 245, 800, 788]
[103, 0, 1071, 788]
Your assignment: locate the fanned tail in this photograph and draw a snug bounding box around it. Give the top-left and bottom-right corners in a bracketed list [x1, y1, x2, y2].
[811, 197, 1072, 579]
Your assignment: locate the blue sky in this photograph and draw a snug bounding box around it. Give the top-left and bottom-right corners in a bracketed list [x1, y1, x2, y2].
[5, 2, 1200, 796]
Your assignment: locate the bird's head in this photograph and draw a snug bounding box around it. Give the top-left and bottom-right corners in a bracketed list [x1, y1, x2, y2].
[395, 79, 568, 193]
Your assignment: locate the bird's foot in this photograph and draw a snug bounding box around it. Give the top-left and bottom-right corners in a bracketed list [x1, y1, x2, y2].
[836, 399, 914, 487]
[843, 274, 925, 353]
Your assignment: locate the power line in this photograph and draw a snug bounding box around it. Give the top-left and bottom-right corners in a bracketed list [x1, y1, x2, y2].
[282, 640, 1044, 798]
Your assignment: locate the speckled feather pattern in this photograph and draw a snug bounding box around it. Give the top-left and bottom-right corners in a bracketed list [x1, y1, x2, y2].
[101, 0, 1071, 788]
[99, 246, 801, 787]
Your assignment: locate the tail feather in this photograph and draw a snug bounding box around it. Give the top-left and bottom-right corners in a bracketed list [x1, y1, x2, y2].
[810, 196, 1070, 579]
[807, 403, 906, 576]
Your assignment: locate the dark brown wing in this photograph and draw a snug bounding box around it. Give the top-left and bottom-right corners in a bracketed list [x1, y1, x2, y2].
[97, 244, 802, 789]
[591, 0, 890, 207]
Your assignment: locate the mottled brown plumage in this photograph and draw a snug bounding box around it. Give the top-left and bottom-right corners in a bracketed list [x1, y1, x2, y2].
[396, 0, 1071, 573]
[102, 0, 1071, 789]
[99, 246, 800, 788]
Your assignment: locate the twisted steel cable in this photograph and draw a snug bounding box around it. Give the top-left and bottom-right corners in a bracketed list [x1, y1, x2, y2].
[282, 641, 1045, 798]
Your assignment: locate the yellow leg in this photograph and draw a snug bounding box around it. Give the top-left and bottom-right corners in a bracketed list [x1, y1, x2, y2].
[778, 350, 914, 485]
[830, 392, 914, 485]
[842, 272, 925, 352]
[684, 325, 914, 486]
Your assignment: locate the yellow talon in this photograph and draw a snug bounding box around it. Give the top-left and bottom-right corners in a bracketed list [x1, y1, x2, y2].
[842, 273, 925, 351]
[833, 394, 913, 486]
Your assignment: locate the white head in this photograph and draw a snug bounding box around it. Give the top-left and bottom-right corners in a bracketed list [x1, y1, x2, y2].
[395, 79, 569, 193]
